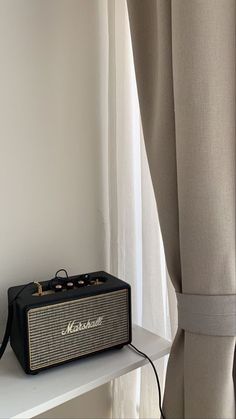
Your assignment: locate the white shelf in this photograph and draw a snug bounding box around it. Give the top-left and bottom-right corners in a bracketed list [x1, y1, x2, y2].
[0, 325, 171, 419]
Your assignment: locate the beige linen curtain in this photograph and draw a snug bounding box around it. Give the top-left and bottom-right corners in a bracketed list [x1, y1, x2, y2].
[127, 1, 236, 418]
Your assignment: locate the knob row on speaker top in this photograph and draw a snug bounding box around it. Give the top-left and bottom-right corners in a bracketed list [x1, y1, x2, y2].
[50, 274, 105, 292]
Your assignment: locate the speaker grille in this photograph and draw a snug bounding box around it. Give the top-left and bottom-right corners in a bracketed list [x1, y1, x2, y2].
[27, 289, 129, 371]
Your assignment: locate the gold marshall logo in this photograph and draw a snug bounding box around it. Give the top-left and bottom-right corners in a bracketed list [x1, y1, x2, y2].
[61, 316, 103, 336]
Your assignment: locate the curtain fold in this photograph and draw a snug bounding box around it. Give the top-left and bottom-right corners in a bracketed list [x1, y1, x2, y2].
[127, 0, 236, 418]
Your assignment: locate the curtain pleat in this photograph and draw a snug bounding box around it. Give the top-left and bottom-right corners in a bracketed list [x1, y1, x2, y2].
[127, 0, 236, 417]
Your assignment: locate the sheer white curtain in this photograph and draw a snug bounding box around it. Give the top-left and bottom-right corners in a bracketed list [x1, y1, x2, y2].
[99, 1, 176, 417]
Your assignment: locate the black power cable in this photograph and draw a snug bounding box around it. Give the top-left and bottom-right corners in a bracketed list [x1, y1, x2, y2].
[54, 269, 69, 280]
[129, 343, 166, 419]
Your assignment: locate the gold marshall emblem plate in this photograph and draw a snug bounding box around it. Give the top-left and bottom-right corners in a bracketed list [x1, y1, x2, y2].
[61, 317, 104, 335]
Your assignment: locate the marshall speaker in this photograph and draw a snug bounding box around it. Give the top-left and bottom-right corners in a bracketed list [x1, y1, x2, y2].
[6, 271, 132, 374]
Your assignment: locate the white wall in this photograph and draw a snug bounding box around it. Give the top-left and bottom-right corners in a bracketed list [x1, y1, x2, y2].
[0, 1, 110, 417]
[37, 384, 111, 419]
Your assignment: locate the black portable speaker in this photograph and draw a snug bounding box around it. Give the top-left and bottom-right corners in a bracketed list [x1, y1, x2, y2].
[4, 271, 131, 374]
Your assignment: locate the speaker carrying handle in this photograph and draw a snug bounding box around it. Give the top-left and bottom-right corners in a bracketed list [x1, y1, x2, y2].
[0, 305, 13, 359]
[0, 282, 33, 360]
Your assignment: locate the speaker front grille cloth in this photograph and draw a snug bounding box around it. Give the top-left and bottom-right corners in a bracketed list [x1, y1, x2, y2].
[27, 289, 129, 370]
